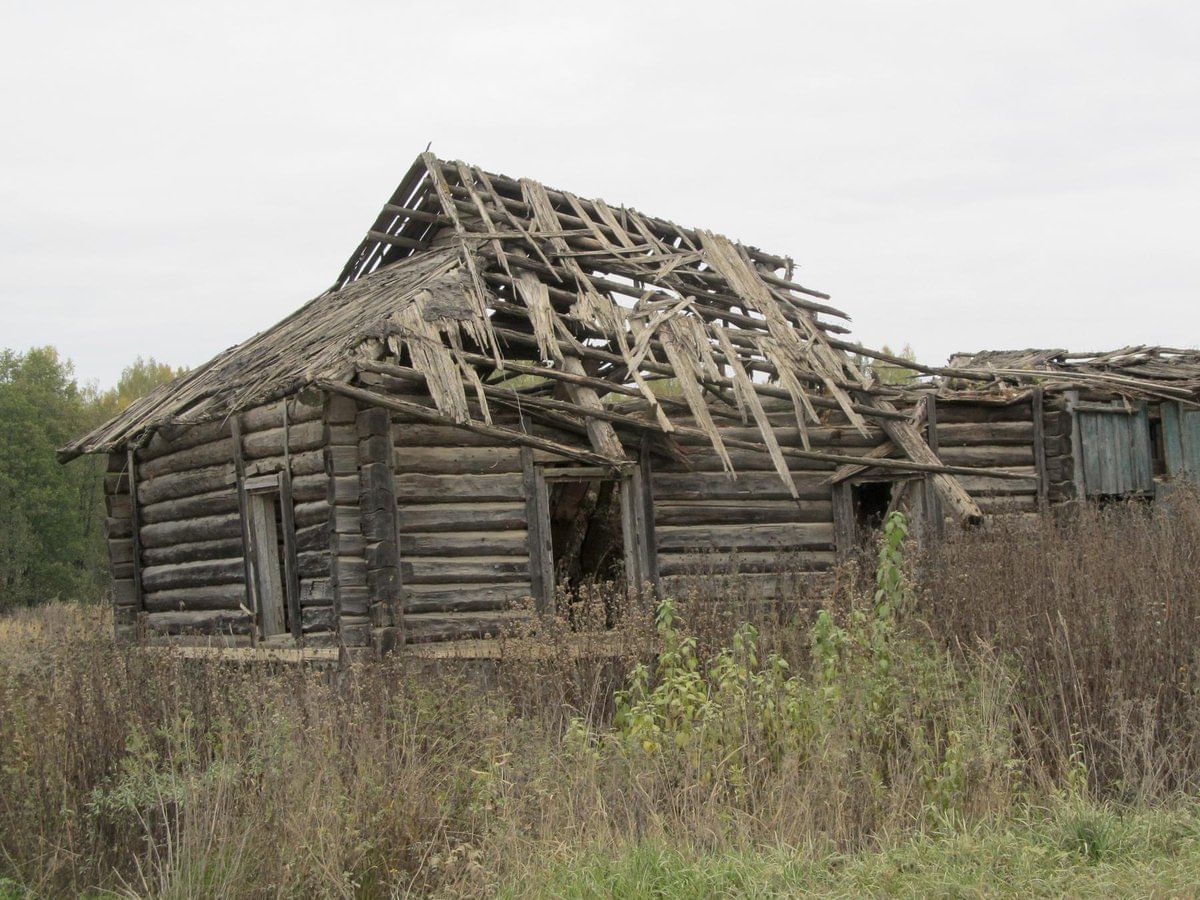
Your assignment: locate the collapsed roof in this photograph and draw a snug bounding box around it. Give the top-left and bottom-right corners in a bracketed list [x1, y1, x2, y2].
[943, 346, 1200, 403]
[64, 152, 1025, 520]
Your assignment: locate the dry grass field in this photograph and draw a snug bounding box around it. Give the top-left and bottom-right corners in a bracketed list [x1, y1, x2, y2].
[3, 494, 1200, 896]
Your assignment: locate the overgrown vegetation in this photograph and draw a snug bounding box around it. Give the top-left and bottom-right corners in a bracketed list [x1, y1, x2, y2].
[3, 496, 1200, 895]
[0, 347, 181, 610]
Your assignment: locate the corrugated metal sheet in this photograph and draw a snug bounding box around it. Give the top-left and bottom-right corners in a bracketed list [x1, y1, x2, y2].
[1077, 403, 1154, 496]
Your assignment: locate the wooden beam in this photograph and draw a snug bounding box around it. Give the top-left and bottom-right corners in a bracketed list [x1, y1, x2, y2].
[639, 435, 661, 595]
[230, 414, 258, 647]
[367, 230, 429, 251]
[127, 448, 145, 615]
[317, 379, 620, 468]
[1031, 387, 1049, 513]
[521, 447, 554, 615]
[279, 402, 302, 640]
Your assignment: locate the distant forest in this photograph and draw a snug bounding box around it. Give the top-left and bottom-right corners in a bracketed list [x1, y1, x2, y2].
[0, 348, 183, 611]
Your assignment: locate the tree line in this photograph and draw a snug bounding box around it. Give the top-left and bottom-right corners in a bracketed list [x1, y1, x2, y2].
[0, 347, 183, 611]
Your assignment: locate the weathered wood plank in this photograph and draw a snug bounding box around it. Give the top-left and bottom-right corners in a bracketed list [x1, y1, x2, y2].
[396, 501, 526, 534]
[399, 530, 529, 557]
[401, 555, 532, 585]
[396, 472, 525, 502]
[403, 582, 534, 614]
[654, 500, 832, 526]
[656, 522, 834, 551]
[402, 610, 533, 643]
[141, 558, 245, 592]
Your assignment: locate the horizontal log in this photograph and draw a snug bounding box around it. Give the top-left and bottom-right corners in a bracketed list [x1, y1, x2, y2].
[144, 608, 251, 635]
[138, 420, 228, 463]
[933, 421, 1034, 447]
[138, 437, 235, 480]
[651, 472, 832, 502]
[140, 513, 242, 549]
[393, 446, 525, 475]
[401, 555, 531, 585]
[935, 445, 1034, 468]
[301, 606, 337, 633]
[403, 582, 534, 614]
[655, 449, 837, 474]
[140, 537, 243, 567]
[320, 380, 615, 467]
[286, 449, 326, 477]
[656, 522, 835, 551]
[392, 423, 523, 448]
[399, 530, 529, 557]
[142, 583, 247, 613]
[139, 489, 240, 525]
[654, 500, 832, 527]
[298, 550, 331, 579]
[108, 539, 133, 566]
[658, 550, 837, 576]
[957, 468, 1040, 496]
[935, 402, 1035, 425]
[105, 516, 132, 539]
[976, 495, 1040, 513]
[402, 610, 533, 643]
[397, 472, 525, 503]
[106, 493, 132, 519]
[397, 502, 525, 533]
[241, 420, 325, 460]
[300, 577, 334, 607]
[295, 500, 332, 528]
[136, 400, 322, 463]
[291, 473, 328, 502]
[141, 558, 245, 593]
[138, 463, 235, 506]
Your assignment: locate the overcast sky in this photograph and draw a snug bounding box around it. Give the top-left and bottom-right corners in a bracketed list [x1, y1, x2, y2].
[2, 1, 1197, 389]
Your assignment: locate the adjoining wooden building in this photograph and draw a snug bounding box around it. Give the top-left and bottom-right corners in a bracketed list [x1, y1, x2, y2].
[932, 348, 1200, 505]
[61, 154, 1190, 654]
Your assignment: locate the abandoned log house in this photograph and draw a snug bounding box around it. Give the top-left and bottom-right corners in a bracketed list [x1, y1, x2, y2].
[60, 153, 1194, 653]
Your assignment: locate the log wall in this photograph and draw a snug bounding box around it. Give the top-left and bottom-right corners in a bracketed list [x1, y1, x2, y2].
[104, 397, 326, 643]
[930, 395, 1044, 519]
[649, 414, 860, 597]
[389, 401, 543, 643]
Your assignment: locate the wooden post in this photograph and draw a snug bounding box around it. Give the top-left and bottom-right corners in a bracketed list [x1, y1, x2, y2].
[619, 470, 645, 598]
[1031, 387, 1049, 512]
[832, 480, 855, 560]
[638, 437, 661, 596]
[1066, 390, 1086, 501]
[126, 448, 145, 616]
[358, 405, 403, 653]
[230, 414, 258, 646]
[922, 394, 944, 538]
[521, 447, 554, 615]
[280, 401, 303, 640]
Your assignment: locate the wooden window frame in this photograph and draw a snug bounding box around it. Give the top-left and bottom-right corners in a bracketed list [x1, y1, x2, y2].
[522, 453, 657, 614]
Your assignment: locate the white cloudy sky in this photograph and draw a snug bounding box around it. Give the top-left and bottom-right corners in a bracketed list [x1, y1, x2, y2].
[2, 1, 1197, 389]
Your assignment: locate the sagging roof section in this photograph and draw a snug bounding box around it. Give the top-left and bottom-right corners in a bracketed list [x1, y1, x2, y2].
[63, 152, 1013, 521]
[944, 347, 1200, 403]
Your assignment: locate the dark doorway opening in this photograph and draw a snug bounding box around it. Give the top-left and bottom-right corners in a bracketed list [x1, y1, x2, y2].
[851, 481, 893, 533]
